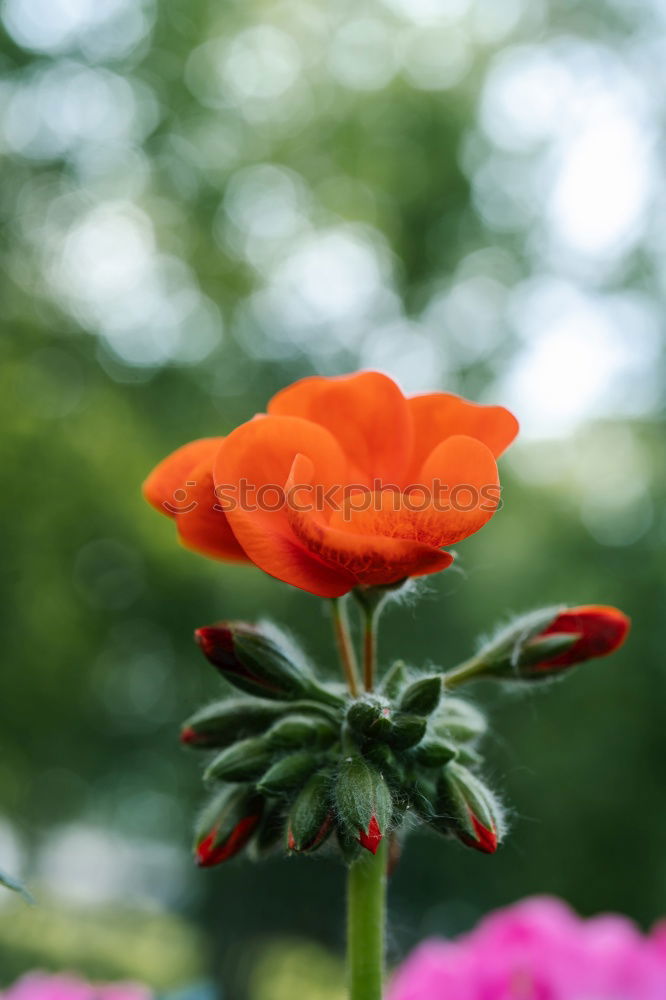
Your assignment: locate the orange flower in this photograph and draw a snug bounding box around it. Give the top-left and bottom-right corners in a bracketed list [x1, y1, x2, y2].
[143, 372, 518, 597]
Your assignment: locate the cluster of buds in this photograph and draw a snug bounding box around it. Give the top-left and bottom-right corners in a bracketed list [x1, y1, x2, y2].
[184, 605, 628, 869]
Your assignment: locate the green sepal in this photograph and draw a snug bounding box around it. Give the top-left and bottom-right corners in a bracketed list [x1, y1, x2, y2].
[256, 750, 321, 796]
[287, 771, 334, 853]
[518, 633, 581, 674]
[336, 824, 362, 865]
[434, 698, 487, 743]
[399, 676, 442, 716]
[204, 736, 274, 783]
[414, 738, 458, 767]
[381, 660, 408, 700]
[335, 756, 392, 840]
[346, 697, 392, 740]
[181, 699, 285, 749]
[266, 714, 337, 750]
[385, 713, 427, 750]
[455, 745, 483, 767]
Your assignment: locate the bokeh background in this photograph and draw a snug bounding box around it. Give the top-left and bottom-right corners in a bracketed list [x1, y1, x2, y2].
[1, 0, 665, 996]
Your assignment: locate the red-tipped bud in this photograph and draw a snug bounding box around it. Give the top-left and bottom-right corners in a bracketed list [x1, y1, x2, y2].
[288, 813, 333, 853]
[196, 814, 260, 867]
[530, 605, 630, 671]
[358, 814, 383, 855]
[194, 622, 340, 705]
[446, 604, 630, 687]
[335, 757, 392, 857]
[287, 772, 334, 854]
[180, 699, 285, 750]
[441, 762, 504, 855]
[194, 788, 263, 868]
[459, 811, 498, 855]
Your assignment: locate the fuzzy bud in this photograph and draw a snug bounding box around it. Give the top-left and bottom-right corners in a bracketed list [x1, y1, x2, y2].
[180, 699, 285, 749]
[414, 738, 458, 768]
[335, 756, 392, 855]
[441, 762, 504, 854]
[266, 714, 337, 751]
[194, 787, 263, 867]
[346, 698, 392, 740]
[256, 750, 321, 796]
[399, 675, 442, 716]
[287, 772, 334, 853]
[446, 605, 630, 686]
[386, 713, 427, 750]
[204, 736, 274, 783]
[195, 622, 340, 704]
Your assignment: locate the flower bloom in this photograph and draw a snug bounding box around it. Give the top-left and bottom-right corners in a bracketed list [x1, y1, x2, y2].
[143, 372, 518, 597]
[2, 973, 150, 1000]
[388, 897, 666, 1000]
[534, 605, 630, 670]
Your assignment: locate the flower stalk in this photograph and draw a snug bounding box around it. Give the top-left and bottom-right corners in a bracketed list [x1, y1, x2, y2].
[332, 597, 360, 697]
[347, 837, 388, 1000]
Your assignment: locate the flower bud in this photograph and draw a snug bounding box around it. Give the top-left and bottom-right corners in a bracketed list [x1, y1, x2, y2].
[287, 772, 334, 853]
[433, 698, 487, 744]
[346, 697, 392, 740]
[195, 622, 340, 703]
[194, 787, 263, 867]
[180, 699, 285, 749]
[266, 714, 337, 750]
[256, 750, 321, 796]
[441, 762, 504, 854]
[399, 676, 442, 716]
[414, 738, 458, 767]
[523, 605, 630, 675]
[446, 605, 630, 686]
[335, 756, 392, 855]
[204, 736, 274, 783]
[386, 713, 427, 750]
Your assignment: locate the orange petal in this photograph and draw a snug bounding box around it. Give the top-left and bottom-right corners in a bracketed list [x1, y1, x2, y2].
[416, 434, 500, 545]
[176, 460, 250, 563]
[268, 372, 413, 484]
[406, 393, 518, 483]
[316, 435, 499, 549]
[215, 416, 357, 597]
[285, 456, 453, 587]
[142, 438, 224, 519]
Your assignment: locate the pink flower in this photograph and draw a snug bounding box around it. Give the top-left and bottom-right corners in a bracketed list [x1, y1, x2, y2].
[2, 974, 151, 1000]
[388, 897, 666, 1000]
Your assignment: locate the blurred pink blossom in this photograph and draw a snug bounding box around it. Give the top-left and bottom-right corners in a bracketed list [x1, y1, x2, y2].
[389, 896, 666, 1000]
[2, 974, 151, 1000]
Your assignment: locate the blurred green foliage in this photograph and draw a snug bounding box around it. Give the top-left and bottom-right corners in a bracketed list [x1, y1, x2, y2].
[1, 0, 665, 996]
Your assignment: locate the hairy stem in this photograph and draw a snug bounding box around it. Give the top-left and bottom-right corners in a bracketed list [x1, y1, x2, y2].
[332, 597, 360, 697]
[363, 606, 379, 693]
[443, 654, 487, 690]
[347, 839, 388, 1000]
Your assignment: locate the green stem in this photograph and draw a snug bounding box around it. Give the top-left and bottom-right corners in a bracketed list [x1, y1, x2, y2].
[362, 606, 379, 693]
[347, 838, 388, 1000]
[332, 597, 360, 697]
[443, 654, 487, 690]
